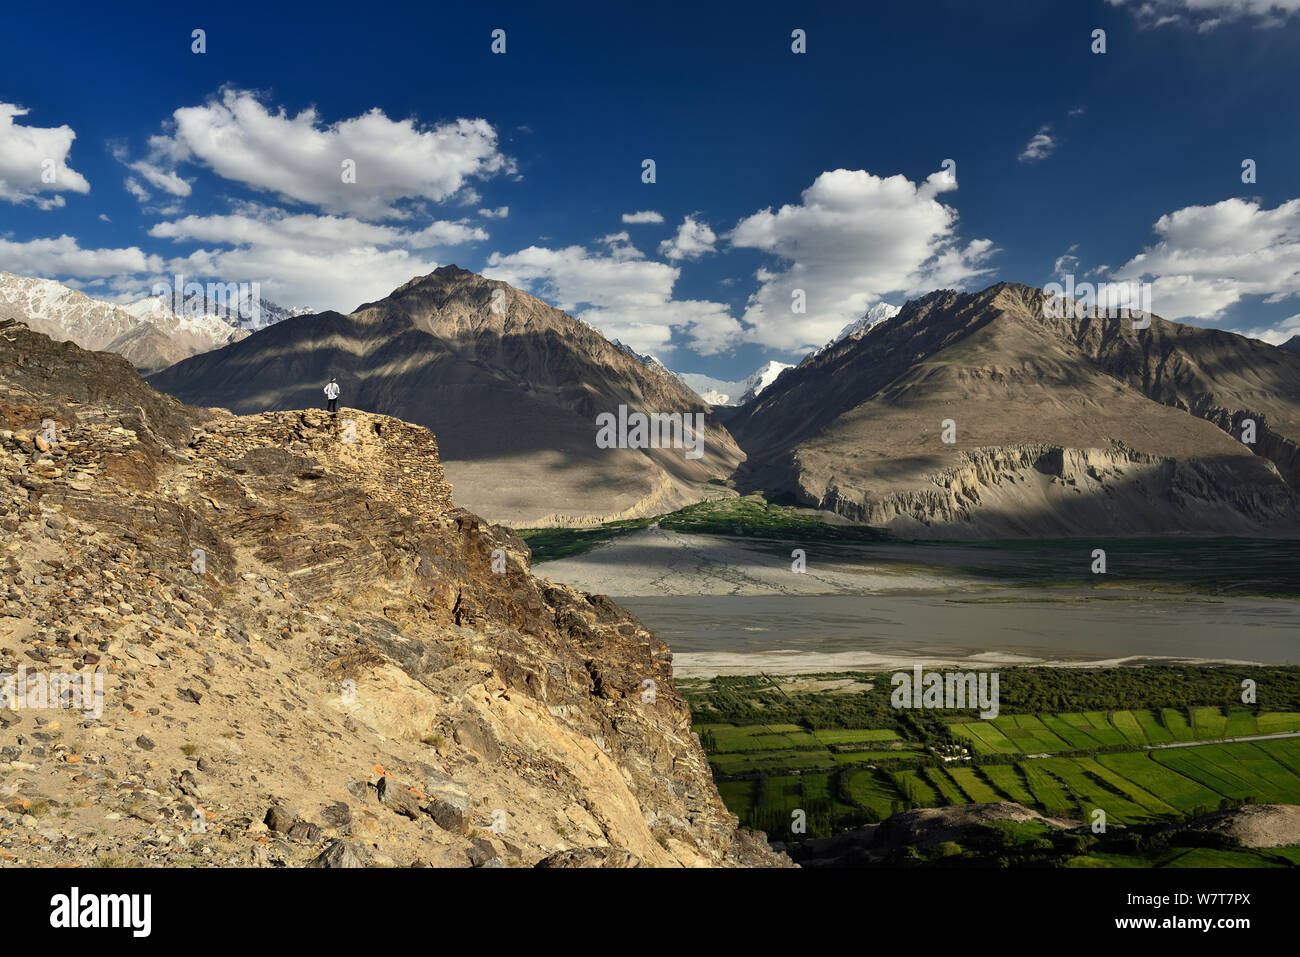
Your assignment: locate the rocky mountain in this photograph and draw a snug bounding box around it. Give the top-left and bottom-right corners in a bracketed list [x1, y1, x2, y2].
[1282, 335, 1300, 354]
[727, 282, 1300, 538]
[0, 272, 241, 373]
[125, 289, 310, 331]
[0, 271, 308, 374]
[148, 266, 743, 526]
[827, 302, 901, 347]
[0, 316, 785, 868]
[609, 339, 668, 371]
[676, 360, 793, 407]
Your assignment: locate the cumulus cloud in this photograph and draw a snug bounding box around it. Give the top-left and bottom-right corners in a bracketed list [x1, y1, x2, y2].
[484, 244, 675, 311]
[138, 87, 511, 219]
[156, 243, 439, 315]
[1235, 313, 1300, 346]
[483, 240, 741, 355]
[1112, 197, 1300, 324]
[1018, 126, 1057, 163]
[728, 167, 996, 351]
[582, 300, 741, 356]
[149, 206, 486, 250]
[5, 91, 507, 313]
[658, 216, 717, 261]
[622, 210, 664, 224]
[1106, 0, 1300, 29]
[0, 235, 161, 278]
[139, 205, 486, 310]
[0, 103, 91, 209]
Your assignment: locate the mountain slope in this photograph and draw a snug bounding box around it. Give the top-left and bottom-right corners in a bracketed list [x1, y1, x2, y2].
[728, 282, 1300, 538]
[148, 266, 743, 526]
[0, 316, 784, 868]
[0, 272, 255, 373]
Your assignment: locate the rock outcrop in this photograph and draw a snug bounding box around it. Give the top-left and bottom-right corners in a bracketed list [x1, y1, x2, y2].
[0, 317, 786, 868]
[1188, 804, 1300, 848]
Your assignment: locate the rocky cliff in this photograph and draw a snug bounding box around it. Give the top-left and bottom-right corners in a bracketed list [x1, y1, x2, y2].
[0, 317, 784, 868]
[820, 442, 1299, 538]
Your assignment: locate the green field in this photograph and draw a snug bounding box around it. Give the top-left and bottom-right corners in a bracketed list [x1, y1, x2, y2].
[978, 764, 1037, 805]
[951, 707, 1300, 757]
[698, 707, 1300, 839]
[813, 728, 903, 747]
[686, 668, 1300, 868]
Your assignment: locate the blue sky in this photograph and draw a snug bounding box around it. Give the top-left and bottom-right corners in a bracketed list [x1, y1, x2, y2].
[3, 0, 1300, 379]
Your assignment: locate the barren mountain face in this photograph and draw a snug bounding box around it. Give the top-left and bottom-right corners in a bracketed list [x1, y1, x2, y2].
[148, 266, 742, 526]
[0, 317, 784, 868]
[0, 272, 250, 374]
[729, 283, 1300, 538]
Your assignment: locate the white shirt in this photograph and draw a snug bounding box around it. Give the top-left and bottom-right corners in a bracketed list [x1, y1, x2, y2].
[324, 382, 340, 399]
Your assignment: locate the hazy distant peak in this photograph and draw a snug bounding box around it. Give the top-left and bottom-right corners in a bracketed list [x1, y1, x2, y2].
[675, 359, 793, 406]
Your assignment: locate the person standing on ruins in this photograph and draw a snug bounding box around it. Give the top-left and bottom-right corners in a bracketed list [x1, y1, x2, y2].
[324, 377, 340, 415]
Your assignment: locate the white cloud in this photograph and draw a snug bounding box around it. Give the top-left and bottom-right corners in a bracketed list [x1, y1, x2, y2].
[140, 87, 511, 219]
[484, 244, 675, 311]
[581, 300, 741, 356]
[1106, 0, 1300, 29]
[139, 205, 485, 310]
[149, 207, 486, 250]
[1113, 197, 1300, 321]
[728, 167, 996, 351]
[131, 159, 191, 198]
[1018, 126, 1057, 163]
[593, 231, 649, 261]
[659, 216, 717, 261]
[1234, 314, 1300, 345]
[0, 103, 90, 209]
[111, 142, 192, 199]
[621, 210, 664, 224]
[1054, 244, 1080, 279]
[483, 241, 741, 355]
[0, 235, 162, 278]
[157, 243, 438, 314]
[124, 177, 150, 203]
[478, 205, 509, 219]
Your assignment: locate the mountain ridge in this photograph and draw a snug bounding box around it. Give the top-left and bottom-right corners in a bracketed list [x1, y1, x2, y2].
[0, 271, 305, 373]
[147, 265, 744, 526]
[728, 281, 1300, 538]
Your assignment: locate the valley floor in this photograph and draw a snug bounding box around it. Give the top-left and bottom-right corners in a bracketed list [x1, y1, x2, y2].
[534, 526, 1300, 674]
[537, 525, 980, 597]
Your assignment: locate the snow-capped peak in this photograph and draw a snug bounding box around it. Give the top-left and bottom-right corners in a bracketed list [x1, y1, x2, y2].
[610, 339, 668, 371]
[0, 270, 309, 372]
[831, 302, 901, 344]
[675, 359, 793, 406]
